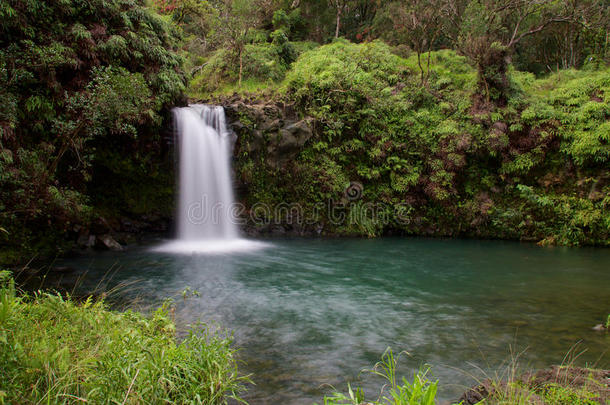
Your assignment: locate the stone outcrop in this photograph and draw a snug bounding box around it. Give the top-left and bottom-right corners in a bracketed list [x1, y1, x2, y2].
[222, 97, 314, 168]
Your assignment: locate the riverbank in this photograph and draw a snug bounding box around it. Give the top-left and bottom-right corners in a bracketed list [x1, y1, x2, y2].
[322, 352, 610, 405]
[0, 271, 247, 404]
[460, 366, 610, 405]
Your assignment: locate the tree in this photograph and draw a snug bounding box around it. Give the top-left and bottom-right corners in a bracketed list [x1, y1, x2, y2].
[328, 0, 351, 38]
[517, 0, 609, 71]
[344, 0, 380, 41]
[380, 0, 444, 85]
[443, 0, 590, 103]
[210, 0, 264, 86]
[0, 0, 185, 261]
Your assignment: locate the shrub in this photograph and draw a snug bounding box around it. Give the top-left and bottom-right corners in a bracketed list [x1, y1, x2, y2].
[189, 40, 318, 95]
[520, 68, 610, 167]
[233, 39, 608, 245]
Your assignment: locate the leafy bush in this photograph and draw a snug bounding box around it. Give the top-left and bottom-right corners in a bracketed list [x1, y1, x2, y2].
[520, 68, 610, 167]
[189, 40, 318, 95]
[0, 275, 247, 404]
[247, 42, 483, 233]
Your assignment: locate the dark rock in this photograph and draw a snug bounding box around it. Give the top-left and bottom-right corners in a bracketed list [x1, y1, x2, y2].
[270, 226, 286, 235]
[231, 120, 246, 132]
[76, 233, 96, 248]
[248, 130, 266, 153]
[91, 217, 112, 234]
[262, 105, 280, 119]
[114, 232, 137, 245]
[270, 119, 313, 165]
[98, 234, 123, 251]
[77, 232, 94, 248]
[459, 379, 494, 405]
[277, 129, 299, 152]
[261, 118, 281, 132]
[285, 119, 313, 140]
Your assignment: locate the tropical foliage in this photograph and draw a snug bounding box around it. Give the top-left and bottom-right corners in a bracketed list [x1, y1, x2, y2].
[233, 41, 609, 245]
[0, 0, 185, 262]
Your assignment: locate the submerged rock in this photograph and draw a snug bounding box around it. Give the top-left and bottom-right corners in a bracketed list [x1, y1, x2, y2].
[459, 379, 494, 405]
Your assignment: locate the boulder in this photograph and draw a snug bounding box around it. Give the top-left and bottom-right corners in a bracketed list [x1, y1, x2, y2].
[261, 118, 281, 132]
[285, 119, 313, 140]
[98, 234, 123, 251]
[272, 119, 313, 160]
[77, 232, 95, 248]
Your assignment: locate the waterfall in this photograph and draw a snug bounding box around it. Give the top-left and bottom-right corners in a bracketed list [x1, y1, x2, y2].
[153, 105, 267, 254]
[175, 105, 237, 240]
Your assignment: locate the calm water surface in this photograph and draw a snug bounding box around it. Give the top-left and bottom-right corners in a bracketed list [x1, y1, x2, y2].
[39, 238, 610, 404]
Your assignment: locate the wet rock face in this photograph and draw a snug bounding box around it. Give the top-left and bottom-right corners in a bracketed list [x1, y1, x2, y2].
[223, 99, 313, 168]
[211, 96, 321, 237]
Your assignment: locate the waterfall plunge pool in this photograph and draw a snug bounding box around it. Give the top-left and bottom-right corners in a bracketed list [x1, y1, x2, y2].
[152, 238, 270, 254]
[42, 237, 610, 404]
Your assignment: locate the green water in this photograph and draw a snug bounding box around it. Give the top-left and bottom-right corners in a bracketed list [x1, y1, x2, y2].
[45, 238, 609, 404]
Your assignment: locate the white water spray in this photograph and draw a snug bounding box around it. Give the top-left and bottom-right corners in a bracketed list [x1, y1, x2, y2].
[154, 105, 267, 254]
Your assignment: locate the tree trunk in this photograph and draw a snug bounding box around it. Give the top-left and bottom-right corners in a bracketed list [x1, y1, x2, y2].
[335, 8, 341, 38]
[425, 49, 432, 84]
[417, 51, 424, 85]
[239, 49, 243, 87]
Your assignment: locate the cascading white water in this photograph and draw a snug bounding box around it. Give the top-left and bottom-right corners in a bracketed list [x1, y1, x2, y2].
[153, 105, 267, 254]
[176, 105, 237, 240]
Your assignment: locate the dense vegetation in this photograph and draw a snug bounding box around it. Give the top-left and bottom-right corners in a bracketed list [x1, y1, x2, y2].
[0, 0, 185, 263]
[0, 0, 608, 264]
[0, 271, 247, 404]
[232, 42, 609, 245]
[0, 2, 607, 403]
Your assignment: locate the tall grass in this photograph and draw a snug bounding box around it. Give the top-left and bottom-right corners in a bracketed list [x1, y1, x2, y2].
[320, 344, 607, 405]
[0, 271, 249, 404]
[457, 343, 606, 405]
[319, 348, 460, 405]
